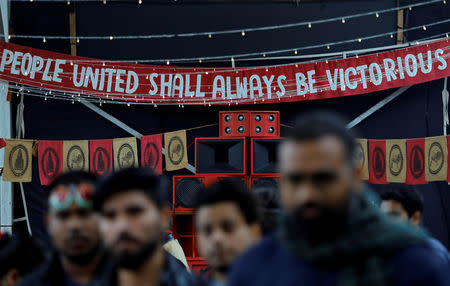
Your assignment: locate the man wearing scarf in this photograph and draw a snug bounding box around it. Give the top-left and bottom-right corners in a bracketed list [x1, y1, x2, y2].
[228, 111, 450, 286]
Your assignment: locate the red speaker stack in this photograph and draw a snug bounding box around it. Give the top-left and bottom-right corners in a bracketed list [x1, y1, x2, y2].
[172, 110, 281, 272]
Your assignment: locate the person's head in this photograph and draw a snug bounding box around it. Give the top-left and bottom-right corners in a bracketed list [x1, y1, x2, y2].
[93, 168, 170, 270]
[251, 178, 280, 235]
[0, 234, 45, 286]
[45, 171, 100, 265]
[379, 184, 423, 227]
[195, 178, 261, 279]
[278, 111, 363, 236]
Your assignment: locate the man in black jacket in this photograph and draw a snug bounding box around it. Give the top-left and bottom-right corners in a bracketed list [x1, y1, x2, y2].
[93, 168, 206, 286]
[19, 171, 107, 286]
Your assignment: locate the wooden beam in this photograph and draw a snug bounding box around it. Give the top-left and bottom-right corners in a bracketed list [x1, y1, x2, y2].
[69, 12, 77, 56]
[397, 2, 404, 44]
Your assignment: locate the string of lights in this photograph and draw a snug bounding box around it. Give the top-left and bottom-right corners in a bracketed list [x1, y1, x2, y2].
[3, 20, 448, 72]
[7, 0, 447, 41]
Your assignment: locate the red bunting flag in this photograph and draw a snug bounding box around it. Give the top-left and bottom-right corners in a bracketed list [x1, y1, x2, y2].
[141, 134, 162, 175]
[0, 138, 6, 149]
[38, 140, 63, 186]
[406, 138, 427, 185]
[368, 140, 387, 184]
[89, 139, 113, 176]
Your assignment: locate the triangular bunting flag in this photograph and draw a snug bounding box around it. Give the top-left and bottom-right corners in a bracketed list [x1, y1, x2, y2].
[38, 141, 63, 185]
[90, 139, 113, 176]
[406, 138, 427, 185]
[164, 130, 188, 171]
[63, 140, 89, 173]
[368, 140, 387, 184]
[355, 139, 369, 180]
[141, 134, 163, 174]
[0, 138, 6, 149]
[386, 139, 407, 183]
[113, 137, 139, 170]
[2, 139, 33, 182]
[425, 136, 447, 181]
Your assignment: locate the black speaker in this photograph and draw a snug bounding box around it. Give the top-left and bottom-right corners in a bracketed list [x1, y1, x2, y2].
[174, 177, 205, 208]
[251, 138, 281, 174]
[195, 138, 246, 175]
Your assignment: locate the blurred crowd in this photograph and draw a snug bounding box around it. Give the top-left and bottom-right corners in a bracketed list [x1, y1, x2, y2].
[1, 111, 450, 286]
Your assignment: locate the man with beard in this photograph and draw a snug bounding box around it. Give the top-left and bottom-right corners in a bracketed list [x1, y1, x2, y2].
[92, 168, 206, 286]
[195, 178, 261, 285]
[228, 111, 450, 286]
[19, 171, 106, 286]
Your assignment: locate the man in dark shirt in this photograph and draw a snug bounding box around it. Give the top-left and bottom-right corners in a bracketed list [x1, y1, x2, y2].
[378, 183, 450, 266]
[19, 171, 107, 286]
[93, 168, 205, 286]
[228, 111, 450, 286]
[195, 178, 261, 286]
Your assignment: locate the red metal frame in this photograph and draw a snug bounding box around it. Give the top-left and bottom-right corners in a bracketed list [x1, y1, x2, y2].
[187, 258, 208, 274]
[195, 137, 247, 175]
[249, 174, 281, 189]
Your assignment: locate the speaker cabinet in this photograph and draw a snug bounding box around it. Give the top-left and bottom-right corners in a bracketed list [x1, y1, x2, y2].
[251, 138, 282, 175]
[172, 175, 249, 211]
[219, 111, 250, 137]
[195, 137, 246, 175]
[250, 111, 280, 137]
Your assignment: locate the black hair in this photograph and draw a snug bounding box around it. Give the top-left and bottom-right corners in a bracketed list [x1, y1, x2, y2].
[195, 178, 260, 225]
[93, 168, 167, 211]
[379, 184, 424, 217]
[45, 171, 97, 210]
[285, 110, 357, 164]
[0, 233, 45, 278]
[46, 171, 97, 193]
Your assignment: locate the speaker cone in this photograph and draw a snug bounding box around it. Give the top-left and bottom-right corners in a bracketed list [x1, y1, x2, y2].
[224, 115, 231, 122]
[254, 115, 262, 122]
[255, 126, 262, 134]
[268, 115, 275, 122]
[268, 127, 275, 134]
[237, 114, 245, 121]
[225, 127, 231, 134]
[238, 126, 245, 133]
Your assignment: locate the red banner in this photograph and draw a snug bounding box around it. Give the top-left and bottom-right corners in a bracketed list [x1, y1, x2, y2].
[0, 39, 449, 105]
[89, 139, 113, 176]
[140, 134, 162, 175]
[406, 138, 427, 185]
[38, 140, 63, 186]
[368, 140, 387, 184]
[0, 138, 5, 149]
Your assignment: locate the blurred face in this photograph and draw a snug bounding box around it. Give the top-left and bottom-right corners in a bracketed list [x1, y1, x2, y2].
[46, 183, 101, 265]
[196, 202, 260, 276]
[380, 200, 409, 222]
[99, 190, 169, 269]
[279, 137, 362, 236]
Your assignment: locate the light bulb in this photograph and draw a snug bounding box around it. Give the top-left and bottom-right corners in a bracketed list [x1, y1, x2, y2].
[109, 36, 113, 40]
[166, 60, 170, 65]
[358, 38, 362, 43]
[376, 13, 379, 18]
[263, 53, 266, 57]
[43, 37, 46, 43]
[7, 35, 11, 40]
[67, 1, 70, 5]
[138, 0, 142, 3]
[327, 45, 330, 50]
[103, 0, 106, 4]
[76, 37, 80, 43]
[308, 23, 312, 28]
[208, 34, 212, 38]
[294, 50, 298, 55]
[409, 7, 412, 11]
[423, 26, 427, 30]
[390, 34, 394, 38]
[199, 59, 202, 63]
[241, 31, 245, 36]
[341, 19, 346, 24]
